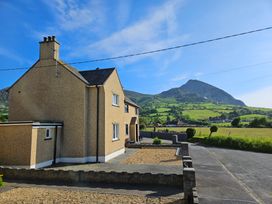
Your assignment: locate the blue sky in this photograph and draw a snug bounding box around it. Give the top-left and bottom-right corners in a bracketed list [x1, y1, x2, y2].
[1, 0, 272, 108]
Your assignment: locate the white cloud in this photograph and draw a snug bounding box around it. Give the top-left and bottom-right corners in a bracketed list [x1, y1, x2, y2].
[171, 73, 188, 82]
[194, 72, 203, 79]
[239, 86, 272, 108]
[41, 0, 105, 33]
[76, 0, 186, 64]
[115, 0, 131, 29]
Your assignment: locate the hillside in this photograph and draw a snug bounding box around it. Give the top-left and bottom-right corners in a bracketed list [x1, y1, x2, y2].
[159, 80, 245, 106]
[0, 88, 8, 105]
[124, 80, 272, 126]
[125, 80, 245, 106]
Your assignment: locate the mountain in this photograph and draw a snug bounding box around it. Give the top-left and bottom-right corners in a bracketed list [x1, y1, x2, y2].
[124, 90, 153, 105]
[0, 88, 8, 105]
[125, 79, 245, 106]
[0, 80, 245, 106]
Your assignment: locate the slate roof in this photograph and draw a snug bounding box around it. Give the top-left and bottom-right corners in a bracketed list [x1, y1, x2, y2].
[79, 68, 115, 85]
[125, 96, 140, 108]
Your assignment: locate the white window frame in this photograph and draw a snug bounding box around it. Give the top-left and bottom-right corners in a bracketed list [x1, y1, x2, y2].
[125, 124, 129, 136]
[112, 93, 119, 106]
[45, 128, 52, 139]
[135, 107, 139, 115]
[112, 123, 119, 141]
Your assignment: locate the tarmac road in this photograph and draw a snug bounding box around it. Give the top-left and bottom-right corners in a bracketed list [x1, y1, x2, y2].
[190, 144, 272, 204]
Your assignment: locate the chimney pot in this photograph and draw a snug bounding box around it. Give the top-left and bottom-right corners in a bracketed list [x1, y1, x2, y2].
[48, 36, 52, 41]
[43, 37, 47, 42]
[52, 36, 55, 41]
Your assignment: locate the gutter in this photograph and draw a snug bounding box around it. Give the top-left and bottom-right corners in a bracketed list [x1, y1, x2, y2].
[53, 125, 58, 164]
[96, 85, 100, 163]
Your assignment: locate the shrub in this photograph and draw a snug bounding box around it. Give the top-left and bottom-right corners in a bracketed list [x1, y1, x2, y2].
[139, 124, 146, 130]
[231, 117, 241, 127]
[165, 128, 169, 133]
[249, 117, 268, 128]
[209, 125, 218, 138]
[186, 128, 196, 139]
[153, 137, 162, 144]
[202, 136, 272, 153]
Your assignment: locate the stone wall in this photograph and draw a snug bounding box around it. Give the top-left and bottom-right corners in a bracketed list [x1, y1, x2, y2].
[0, 167, 182, 187]
[140, 131, 187, 141]
[126, 143, 181, 148]
[179, 142, 199, 204]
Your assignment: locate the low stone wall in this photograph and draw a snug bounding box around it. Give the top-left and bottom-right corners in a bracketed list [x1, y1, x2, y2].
[179, 142, 199, 204]
[126, 143, 181, 148]
[0, 167, 183, 187]
[140, 131, 187, 141]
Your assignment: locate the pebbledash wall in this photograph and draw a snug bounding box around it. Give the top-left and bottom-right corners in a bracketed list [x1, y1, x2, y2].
[0, 122, 62, 168]
[3, 36, 139, 167]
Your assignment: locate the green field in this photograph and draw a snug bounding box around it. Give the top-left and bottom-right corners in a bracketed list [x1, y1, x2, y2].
[145, 126, 272, 153]
[240, 114, 268, 120]
[145, 126, 272, 138]
[140, 100, 272, 127]
[182, 109, 221, 120]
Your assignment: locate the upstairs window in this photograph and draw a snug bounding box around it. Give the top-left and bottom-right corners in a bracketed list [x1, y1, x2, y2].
[135, 107, 139, 115]
[112, 94, 119, 106]
[124, 104, 129, 113]
[112, 123, 119, 141]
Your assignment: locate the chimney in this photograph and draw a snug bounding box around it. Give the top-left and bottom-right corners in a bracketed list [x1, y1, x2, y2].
[39, 36, 60, 60]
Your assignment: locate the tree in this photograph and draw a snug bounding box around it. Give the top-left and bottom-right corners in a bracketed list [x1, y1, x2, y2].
[209, 125, 218, 138]
[186, 128, 196, 139]
[231, 117, 241, 127]
[139, 117, 149, 129]
[166, 116, 171, 124]
[249, 117, 268, 128]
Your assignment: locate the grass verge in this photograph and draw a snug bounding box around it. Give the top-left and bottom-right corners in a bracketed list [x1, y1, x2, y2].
[191, 136, 272, 153]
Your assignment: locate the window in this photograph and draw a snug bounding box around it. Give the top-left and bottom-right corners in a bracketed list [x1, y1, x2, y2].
[125, 124, 129, 136]
[135, 107, 139, 115]
[124, 104, 129, 113]
[112, 94, 119, 106]
[112, 123, 119, 141]
[45, 128, 52, 139]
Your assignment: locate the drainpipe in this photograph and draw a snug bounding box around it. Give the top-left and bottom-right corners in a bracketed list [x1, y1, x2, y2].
[96, 85, 100, 163]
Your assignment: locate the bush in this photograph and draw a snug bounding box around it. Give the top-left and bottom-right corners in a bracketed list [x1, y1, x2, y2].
[186, 128, 196, 139]
[153, 137, 162, 144]
[231, 117, 241, 127]
[249, 117, 268, 128]
[202, 136, 272, 153]
[209, 125, 218, 138]
[139, 124, 146, 130]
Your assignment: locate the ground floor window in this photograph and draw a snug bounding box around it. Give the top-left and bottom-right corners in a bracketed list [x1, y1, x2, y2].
[45, 128, 52, 140]
[125, 124, 129, 136]
[112, 123, 119, 141]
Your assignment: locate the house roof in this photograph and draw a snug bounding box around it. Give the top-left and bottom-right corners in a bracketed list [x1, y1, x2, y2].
[79, 68, 115, 85]
[125, 96, 140, 108]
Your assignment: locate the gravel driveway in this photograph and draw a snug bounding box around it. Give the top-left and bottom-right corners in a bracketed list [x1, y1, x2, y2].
[0, 185, 183, 204]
